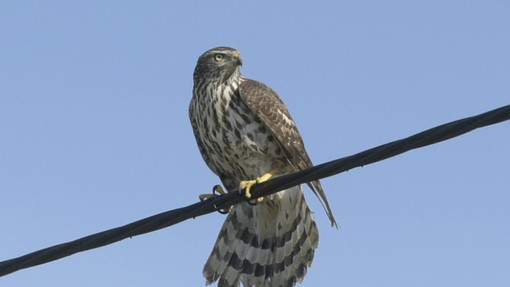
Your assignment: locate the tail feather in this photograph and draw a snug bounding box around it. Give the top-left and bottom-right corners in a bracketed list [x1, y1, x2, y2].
[203, 186, 319, 287]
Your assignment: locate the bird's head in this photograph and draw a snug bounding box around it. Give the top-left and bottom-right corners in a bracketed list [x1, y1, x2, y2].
[193, 47, 243, 84]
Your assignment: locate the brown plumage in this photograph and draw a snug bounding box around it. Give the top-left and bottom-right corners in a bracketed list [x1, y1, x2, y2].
[189, 47, 336, 287]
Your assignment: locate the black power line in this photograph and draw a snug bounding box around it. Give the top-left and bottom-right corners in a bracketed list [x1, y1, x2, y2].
[1, 104, 509, 277]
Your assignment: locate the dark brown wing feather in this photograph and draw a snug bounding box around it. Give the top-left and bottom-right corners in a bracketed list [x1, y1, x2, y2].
[238, 79, 337, 227]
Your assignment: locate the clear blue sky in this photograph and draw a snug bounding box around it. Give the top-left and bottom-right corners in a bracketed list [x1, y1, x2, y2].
[1, 1, 509, 286]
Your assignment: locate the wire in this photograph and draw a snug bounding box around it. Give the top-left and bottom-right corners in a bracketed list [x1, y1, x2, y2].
[1, 104, 509, 277]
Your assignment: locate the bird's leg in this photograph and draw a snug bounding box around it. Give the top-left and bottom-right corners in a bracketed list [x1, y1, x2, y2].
[199, 185, 230, 214]
[240, 173, 273, 204]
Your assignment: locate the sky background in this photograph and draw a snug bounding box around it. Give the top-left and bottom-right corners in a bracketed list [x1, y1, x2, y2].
[1, 1, 509, 286]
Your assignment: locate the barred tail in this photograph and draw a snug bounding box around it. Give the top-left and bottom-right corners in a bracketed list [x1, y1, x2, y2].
[203, 186, 319, 287]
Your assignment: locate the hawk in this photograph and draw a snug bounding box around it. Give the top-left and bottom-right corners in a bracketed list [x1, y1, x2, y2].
[189, 47, 337, 287]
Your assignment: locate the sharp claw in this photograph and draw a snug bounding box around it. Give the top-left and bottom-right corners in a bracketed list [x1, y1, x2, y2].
[256, 173, 273, 183]
[239, 173, 273, 204]
[199, 193, 215, 201]
[213, 184, 225, 196]
[239, 179, 257, 199]
[199, 185, 230, 214]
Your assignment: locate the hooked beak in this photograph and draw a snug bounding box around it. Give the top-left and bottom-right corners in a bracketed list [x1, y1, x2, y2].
[232, 51, 243, 66]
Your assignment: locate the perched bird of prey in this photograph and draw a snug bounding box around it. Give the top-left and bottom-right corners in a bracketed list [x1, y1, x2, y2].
[189, 47, 337, 287]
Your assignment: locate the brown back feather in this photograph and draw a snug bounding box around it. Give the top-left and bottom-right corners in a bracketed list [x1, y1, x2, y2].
[238, 79, 337, 227]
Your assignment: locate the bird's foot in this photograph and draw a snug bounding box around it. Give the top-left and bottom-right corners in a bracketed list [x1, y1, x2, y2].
[239, 173, 273, 204]
[199, 185, 230, 214]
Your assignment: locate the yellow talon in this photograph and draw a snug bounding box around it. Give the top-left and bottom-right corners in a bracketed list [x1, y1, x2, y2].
[199, 194, 215, 201]
[199, 185, 226, 201]
[257, 173, 273, 183]
[239, 173, 273, 203]
[199, 185, 230, 214]
[240, 179, 257, 199]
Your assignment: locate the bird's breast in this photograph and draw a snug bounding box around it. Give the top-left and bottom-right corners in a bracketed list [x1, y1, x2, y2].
[192, 87, 286, 180]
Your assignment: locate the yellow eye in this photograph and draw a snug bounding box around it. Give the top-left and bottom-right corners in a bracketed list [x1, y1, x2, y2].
[214, 54, 224, 62]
